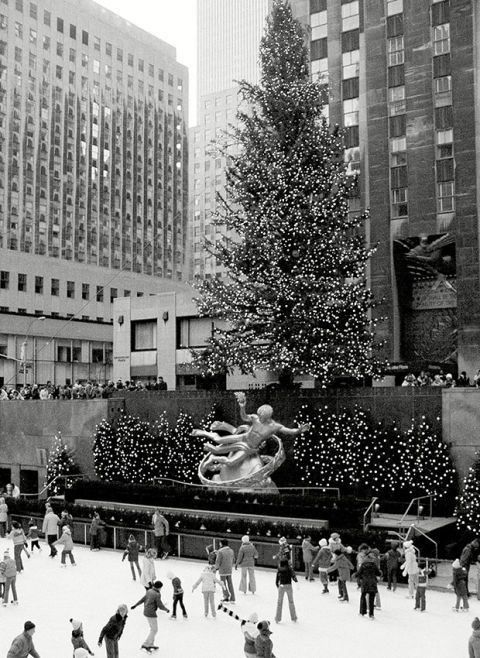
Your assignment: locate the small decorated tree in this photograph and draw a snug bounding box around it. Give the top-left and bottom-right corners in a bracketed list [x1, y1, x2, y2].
[456, 451, 480, 532]
[46, 434, 81, 495]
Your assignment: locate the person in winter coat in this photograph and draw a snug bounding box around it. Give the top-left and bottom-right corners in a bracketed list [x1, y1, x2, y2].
[215, 539, 235, 602]
[255, 620, 276, 658]
[140, 549, 157, 590]
[151, 510, 170, 559]
[273, 537, 291, 565]
[274, 559, 298, 623]
[469, 617, 480, 658]
[89, 512, 104, 551]
[0, 497, 8, 537]
[9, 521, 28, 573]
[451, 558, 469, 611]
[386, 541, 401, 591]
[401, 540, 419, 598]
[6, 621, 40, 658]
[461, 539, 480, 597]
[70, 619, 94, 656]
[58, 510, 74, 533]
[131, 580, 169, 652]
[192, 564, 225, 618]
[27, 520, 41, 553]
[1, 549, 18, 605]
[357, 552, 381, 619]
[301, 536, 318, 581]
[312, 538, 332, 594]
[328, 549, 354, 602]
[122, 535, 142, 581]
[205, 544, 217, 566]
[216, 605, 259, 658]
[42, 508, 60, 557]
[236, 535, 258, 594]
[53, 526, 76, 566]
[166, 571, 187, 619]
[98, 604, 128, 658]
[414, 560, 428, 612]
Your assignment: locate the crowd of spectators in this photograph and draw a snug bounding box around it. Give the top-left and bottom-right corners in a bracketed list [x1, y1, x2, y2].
[0, 376, 167, 401]
[401, 369, 479, 388]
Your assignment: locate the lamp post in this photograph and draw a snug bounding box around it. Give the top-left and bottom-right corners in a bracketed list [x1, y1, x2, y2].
[21, 316, 46, 387]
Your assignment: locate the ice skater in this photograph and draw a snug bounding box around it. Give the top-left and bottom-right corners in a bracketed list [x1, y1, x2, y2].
[401, 540, 419, 599]
[274, 558, 298, 623]
[54, 526, 76, 567]
[273, 536, 291, 565]
[312, 538, 332, 593]
[301, 535, 318, 581]
[328, 548, 354, 602]
[236, 535, 258, 594]
[27, 520, 41, 553]
[131, 580, 169, 653]
[98, 604, 128, 658]
[386, 541, 401, 591]
[217, 604, 259, 658]
[6, 621, 40, 658]
[9, 520, 28, 572]
[70, 619, 94, 656]
[140, 549, 157, 590]
[151, 509, 170, 559]
[255, 620, 276, 658]
[357, 550, 381, 620]
[0, 496, 8, 537]
[167, 571, 187, 619]
[468, 617, 480, 657]
[1, 548, 18, 606]
[192, 564, 226, 618]
[215, 538, 236, 602]
[42, 506, 60, 557]
[89, 512, 104, 551]
[414, 559, 428, 612]
[451, 558, 469, 611]
[122, 534, 142, 581]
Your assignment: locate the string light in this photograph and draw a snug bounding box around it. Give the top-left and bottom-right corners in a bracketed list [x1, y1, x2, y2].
[192, 0, 385, 387]
[45, 433, 80, 496]
[456, 451, 480, 532]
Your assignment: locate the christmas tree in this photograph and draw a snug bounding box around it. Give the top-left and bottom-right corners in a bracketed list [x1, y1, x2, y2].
[46, 434, 81, 495]
[193, 0, 383, 387]
[456, 451, 480, 532]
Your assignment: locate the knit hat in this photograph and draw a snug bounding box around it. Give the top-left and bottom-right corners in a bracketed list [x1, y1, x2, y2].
[319, 538, 328, 547]
[153, 580, 163, 589]
[452, 559, 461, 569]
[330, 533, 340, 540]
[63, 527, 71, 534]
[403, 540, 413, 549]
[24, 621, 35, 631]
[3, 548, 9, 556]
[472, 618, 480, 631]
[242, 535, 250, 543]
[248, 612, 259, 624]
[345, 546, 353, 554]
[257, 620, 272, 634]
[70, 619, 82, 631]
[279, 537, 287, 545]
[74, 649, 89, 658]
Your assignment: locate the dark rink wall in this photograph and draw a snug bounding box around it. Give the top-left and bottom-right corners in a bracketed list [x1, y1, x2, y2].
[1, 388, 479, 490]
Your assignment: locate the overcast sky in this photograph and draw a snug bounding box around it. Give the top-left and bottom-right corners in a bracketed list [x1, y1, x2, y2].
[95, 0, 198, 125]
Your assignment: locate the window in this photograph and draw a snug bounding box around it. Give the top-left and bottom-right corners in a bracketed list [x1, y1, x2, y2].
[82, 30, 88, 45]
[51, 278, 59, 296]
[390, 136, 407, 166]
[387, 36, 404, 66]
[124, 289, 130, 297]
[15, 20, 22, 37]
[436, 128, 453, 159]
[29, 2, 37, 19]
[69, 24, 76, 39]
[386, 0, 403, 16]
[0, 271, 9, 289]
[388, 85, 406, 115]
[43, 35, 50, 50]
[92, 346, 103, 363]
[56, 41, 63, 57]
[34, 275, 43, 294]
[57, 345, 71, 362]
[343, 98, 359, 126]
[117, 47, 123, 62]
[128, 53, 133, 67]
[344, 146, 360, 175]
[66, 281, 75, 298]
[110, 287, 117, 303]
[131, 319, 157, 351]
[391, 188, 408, 217]
[29, 28, 36, 44]
[310, 10, 327, 40]
[437, 181, 454, 213]
[105, 41, 111, 56]
[433, 23, 450, 55]
[342, 50, 359, 79]
[43, 9, 50, 25]
[433, 53, 451, 78]
[93, 59, 100, 74]
[96, 285, 103, 302]
[81, 283, 89, 300]
[434, 75, 452, 107]
[57, 17, 63, 33]
[18, 273, 27, 291]
[15, 0, 22, 10]
[94, 36, 100, 51]
[341, 1, 359, 31]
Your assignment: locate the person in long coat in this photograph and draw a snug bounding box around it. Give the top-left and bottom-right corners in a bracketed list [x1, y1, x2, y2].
[357, 552, 381, 619]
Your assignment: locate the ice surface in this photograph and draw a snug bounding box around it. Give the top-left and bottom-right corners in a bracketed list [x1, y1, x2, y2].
[0, 539, 475, 657]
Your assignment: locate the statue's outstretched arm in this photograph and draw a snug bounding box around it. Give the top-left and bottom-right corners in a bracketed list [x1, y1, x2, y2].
[277, 422, 311, 437]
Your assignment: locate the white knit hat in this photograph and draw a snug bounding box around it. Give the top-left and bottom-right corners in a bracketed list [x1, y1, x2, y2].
[242, 535, 250, 543]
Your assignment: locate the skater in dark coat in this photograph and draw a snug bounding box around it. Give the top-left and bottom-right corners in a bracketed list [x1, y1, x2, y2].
[98, 604, 128, 658]
[357, 552, 381, 619]
[131, 580, 169, 653]
[122, 535, 142, 581]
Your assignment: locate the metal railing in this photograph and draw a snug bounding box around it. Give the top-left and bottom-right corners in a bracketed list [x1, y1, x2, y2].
[21, 474, 85, 499]
[398, 494, 433, 528]
[362, 496, 378, 532]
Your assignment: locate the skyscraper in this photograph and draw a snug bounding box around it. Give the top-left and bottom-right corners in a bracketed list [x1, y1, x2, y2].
[290, 0, 479, 378]
[0, 0, 189, 386]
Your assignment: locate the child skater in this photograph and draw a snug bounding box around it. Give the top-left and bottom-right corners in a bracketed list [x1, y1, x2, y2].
[122, 534, 142, 582]
[54, 526, 76, 567]
[167, 571, 187, 619]
[27, 519, 41, 553]
[255, 620, 276, 658]
[192, 564, 225, 618]
[414, 559, 428, 612]
[140, 548, 156, 590]
[217, 605, 259, 658]
[9, 520, 28, 573]
[451, 558, 469, 611]
[70, 618, 94, 656]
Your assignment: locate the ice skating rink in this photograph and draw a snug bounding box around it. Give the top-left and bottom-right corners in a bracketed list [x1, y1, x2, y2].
[0, 539, 475, 657]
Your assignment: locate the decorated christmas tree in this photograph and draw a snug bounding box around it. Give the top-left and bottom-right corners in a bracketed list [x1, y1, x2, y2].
[192, 0, 383, 387]
[456, 451, 480, 532]
[46, 434, 81, 495]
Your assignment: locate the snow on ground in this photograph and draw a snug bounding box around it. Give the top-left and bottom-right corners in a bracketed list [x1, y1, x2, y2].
[0, 539, 475, 658]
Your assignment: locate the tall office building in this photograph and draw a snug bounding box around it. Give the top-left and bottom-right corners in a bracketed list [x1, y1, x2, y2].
[290, 0, 479, 377]
[0, 0, 189, 386]
[191, 0, 269, 280]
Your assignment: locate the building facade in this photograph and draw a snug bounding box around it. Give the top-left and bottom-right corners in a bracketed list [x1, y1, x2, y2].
[291, 0, 480, 377]
[0, 0, 189, 386]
